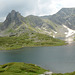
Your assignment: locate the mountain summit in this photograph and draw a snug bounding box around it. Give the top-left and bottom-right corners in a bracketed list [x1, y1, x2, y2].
[1, 10, 24, 30]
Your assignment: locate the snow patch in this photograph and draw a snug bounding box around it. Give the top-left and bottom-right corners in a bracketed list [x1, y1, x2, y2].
[53, 35, 55, 38]
[65, 32, 68, 34]
[53, 31, 57, 34]
[36, 27, 52, 35]
[63, 25, 75, 37]
[42, 27, 47, 30]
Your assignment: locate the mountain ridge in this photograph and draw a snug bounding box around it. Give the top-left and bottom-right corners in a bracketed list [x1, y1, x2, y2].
[0, 8, 75, 38]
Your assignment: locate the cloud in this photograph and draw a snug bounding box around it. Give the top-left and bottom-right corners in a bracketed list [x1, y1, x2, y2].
[0, 0, 38, 21]
[0, 0, 75, 22]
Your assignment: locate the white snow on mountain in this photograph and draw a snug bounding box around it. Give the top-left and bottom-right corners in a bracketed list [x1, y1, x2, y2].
[63, 25, 75, 37]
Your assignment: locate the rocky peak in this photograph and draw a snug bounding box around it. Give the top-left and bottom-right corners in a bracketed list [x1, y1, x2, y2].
[6, 10, 22, 23]
[11, 10, 16, 14]
[1, 10, 24, 30]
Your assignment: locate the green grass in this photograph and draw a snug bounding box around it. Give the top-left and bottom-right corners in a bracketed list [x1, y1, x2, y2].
[0, 62, 48, 75]
[0, 62, 75, 75]
[0, 33, 67, 50]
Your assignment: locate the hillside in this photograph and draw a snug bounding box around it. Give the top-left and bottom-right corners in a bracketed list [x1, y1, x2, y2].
[0, 62, 75, 75]
[0, 33, 66, 50]
[0, 62, 48, 75]
[0, 10, 58, 37]
[45, 8, 75, 29]
[42, 8, 75, 38]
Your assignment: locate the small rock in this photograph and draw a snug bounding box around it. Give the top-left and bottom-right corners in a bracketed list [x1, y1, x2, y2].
[39, 74, 44, 75]
[44, 71, 53, 75]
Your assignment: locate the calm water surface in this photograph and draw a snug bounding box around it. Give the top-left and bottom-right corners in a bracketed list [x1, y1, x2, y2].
[0, 44, 75, 73]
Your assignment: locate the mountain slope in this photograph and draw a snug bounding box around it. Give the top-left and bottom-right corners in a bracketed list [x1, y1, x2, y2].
[48, 8, 75, 30]
[25, 8, 75, 38]
[0, 10, 59, 37]
[0, 33, 66, 50]
[41, 8, 75, 38]
[0, 62, 48, 75]
[25, 15, 59, 37]
[0, 10, 38, 36]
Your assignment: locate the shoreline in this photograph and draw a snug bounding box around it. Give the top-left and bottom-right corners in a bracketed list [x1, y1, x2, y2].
[0, 43, 67, 50]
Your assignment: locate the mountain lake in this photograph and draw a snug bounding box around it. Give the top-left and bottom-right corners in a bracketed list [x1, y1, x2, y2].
[0, 42, 75, 73]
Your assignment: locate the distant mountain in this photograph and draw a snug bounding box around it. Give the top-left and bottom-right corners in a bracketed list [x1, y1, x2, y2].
[0, 8, 75, 38]
[47, 8, 75, 30]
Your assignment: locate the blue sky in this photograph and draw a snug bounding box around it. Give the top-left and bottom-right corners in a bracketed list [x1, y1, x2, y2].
[0, 0, 75, 22]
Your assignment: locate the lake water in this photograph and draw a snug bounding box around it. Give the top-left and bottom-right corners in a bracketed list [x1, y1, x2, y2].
[0, 44, 75, 73]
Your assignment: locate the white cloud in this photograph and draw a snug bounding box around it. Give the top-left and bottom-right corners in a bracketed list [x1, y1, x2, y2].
[0, 0, 75, 22]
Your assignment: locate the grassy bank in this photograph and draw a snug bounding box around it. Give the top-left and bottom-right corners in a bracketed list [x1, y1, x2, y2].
[0, 33, 67, 50]
[0, 62, 48, 75]
[0, 62, 75, 75]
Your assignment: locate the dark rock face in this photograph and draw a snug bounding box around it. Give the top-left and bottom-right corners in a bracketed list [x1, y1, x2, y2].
[6, 10, 22, 24]
[1, 10, 24, 30]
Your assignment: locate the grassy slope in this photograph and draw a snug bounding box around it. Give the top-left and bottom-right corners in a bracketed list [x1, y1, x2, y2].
[0, 33, 67, 50]
[0, 62, 75, 75]
[0, 62, 48, 75]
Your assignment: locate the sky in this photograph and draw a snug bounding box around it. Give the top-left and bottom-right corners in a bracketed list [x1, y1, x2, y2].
[0, 0, 75, 22]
